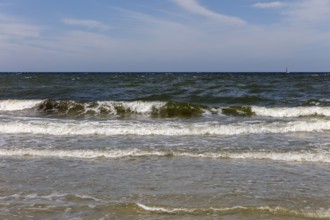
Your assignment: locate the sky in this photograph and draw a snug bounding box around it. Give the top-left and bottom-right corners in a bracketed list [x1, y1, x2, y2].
[0, 0, 330, 72]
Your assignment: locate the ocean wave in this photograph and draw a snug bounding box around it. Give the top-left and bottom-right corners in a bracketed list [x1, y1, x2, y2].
[1, 119, 330, 136]
[0, 99, 209, 117]
[218, 106, 330, 117]
[0, 100, 42, 111]
[252, 106, 330, 118]
[136, 203, 330, 218]
[2, 99, 330, 118]
[38, 99, 169, 116]
[0, 148, 328, 163]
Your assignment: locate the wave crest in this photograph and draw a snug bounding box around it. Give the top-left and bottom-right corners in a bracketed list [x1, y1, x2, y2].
[252, 106, 330, 118]
[0, 100, 42, 111]
[2, 99, 330, 118]
[0, 149, 328, 163]
[136, 203, 330, 218]
[37, 99, 208, 118]
[1, 119, 330, 136]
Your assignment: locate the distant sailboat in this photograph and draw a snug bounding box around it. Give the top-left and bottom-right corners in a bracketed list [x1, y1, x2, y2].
[286, 67, 290, 73]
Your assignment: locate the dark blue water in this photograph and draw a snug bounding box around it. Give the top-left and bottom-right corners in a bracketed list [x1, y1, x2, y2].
[1, 72, 330, 106]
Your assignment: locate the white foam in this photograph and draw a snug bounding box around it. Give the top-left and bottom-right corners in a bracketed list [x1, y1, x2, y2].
[178, 151, 330, 163]
[1, 119, 330, 136]
[98, 101, 166, 114]
[0, 100, 42, 111]
[73, 101, 167, 116]
[252, 106, 330, 118]
[0, 148, 168, 159]
[137, 203, 200, 213]
[0, 149, 328, 163]
[136, 203, 330, 218]
[0, 99, 167, 115]
[137, 203, 255, 213]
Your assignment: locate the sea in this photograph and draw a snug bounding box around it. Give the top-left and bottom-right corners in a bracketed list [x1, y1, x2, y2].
[0, 72, 329, 220]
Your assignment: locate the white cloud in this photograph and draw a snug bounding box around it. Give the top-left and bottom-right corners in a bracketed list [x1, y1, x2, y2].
[63, 18, 110, 31]
[285, 0, 330, 25]
[172, 0, 246, 25]
[253, 1, 286, 9]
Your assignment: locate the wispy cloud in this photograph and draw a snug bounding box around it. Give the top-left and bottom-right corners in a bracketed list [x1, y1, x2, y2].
[1, 1, 330, 72]
[0, 23, 41, 37]
[253, 1, 286, 9]
[172, 0, 246, 25]
[63, 18, 110, 31]
[0, 13, 42, 38]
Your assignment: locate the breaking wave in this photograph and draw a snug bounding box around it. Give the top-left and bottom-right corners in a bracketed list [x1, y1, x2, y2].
[2, 99, 330, 118]
[37, 99, 208, 117]
[0, 99, 208, 117]
[136, 203, 330, 219]
[1, 119, 330, 136]
[252, 106, 330, 118]
[0, 148, 328, 163]
[0, 100, 42, 111]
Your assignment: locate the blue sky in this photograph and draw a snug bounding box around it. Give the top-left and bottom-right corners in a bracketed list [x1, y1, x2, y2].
[0, 0, 330, 72]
